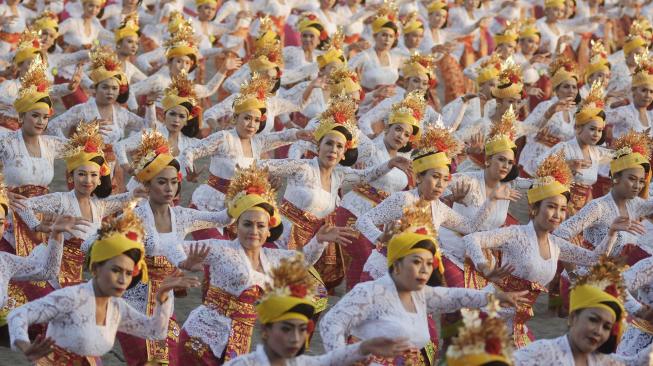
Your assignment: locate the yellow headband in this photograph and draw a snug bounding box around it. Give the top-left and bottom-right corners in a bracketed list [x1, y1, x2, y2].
[115, 27, 139, 43]
[491, 83, 523, 99]
[576, 107, 604, 126]
[90, 232, 148, 283]
[494, 33, 518, 46]
[413, 151, 450, 173]
[15, 47, 41, 66]
[65, 151, 110, 178]
[427, 1, 447, 14]
[585, 60, 610, 81]
[228, 194, 281, 227]
[632, 71, 653, 88]
[485, 135, 516, 156]
[82, 0, 106, 5]
[551, 69, 577, 90]
[570, 284, 623, 322]
[315, 128, 348, 145]
[527, 180, 569, 204]
[255, 31, 278, 50]
[402, 62, 431, 79]
[33, 17, 58, 33]
[610, 152, 648, 175]
[249, 55, 278, 73]
[234, 96, 266, 115]
[196, 0, 218, 6]
[477, 67, 500, 85]
[256, 295, 315, 324]
[386, 232, 443, 273]
[330, 78, 361, 95]
[90, 67, 126, 86]
[14, 92, 50, 114]
[372, 17, 397, 34]
[403, 19, 423, 35]
[624, 37, 647, 56]
[298, 16, 323, 37]
[389, 109, 419, 130]
[447, 354, 511, 366]
[135, 153, 174, 183]
[544, 0, 565, 8]
[166, 45, 198, 62]
[519, 26, 539, 40]
[317, 48, 344, 69]
[162, 94, 197, 121]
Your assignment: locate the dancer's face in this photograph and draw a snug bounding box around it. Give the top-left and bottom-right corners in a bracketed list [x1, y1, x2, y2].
[391, 251, 434, 292]
[404, 29, 424, 49]
[317, 132, 347, 168]
[404, 75, 429, 92]
[95, 78, 120, 105]
[576, 119, 604, 146]
[73, 163, 101, 197]
[568, 307, 615, 354]
[428, 10, 447, 29]
[374, 29, 396, 51]
[40, 28, 58, 51]
[384, 123, 412, 151]
[234, 110, 263, 139]
[612, 167, 647, 199]
[486, 150, 515, 181]
[165, 105, 189, 133]
[0, 206, 6, 238]
[21, 108, 50, 136]
[93, 254, 136, 297]
[83, 0, 103, 18]
[262, 320, 308, 359]
[237, 209, 271, 250]
[632, 85, 653, 109]
[532, 195, 568, 232]
[555, 80, 578, 100]
[587, 70, 610, 86]
[417, 167, 450, 201]
[147, 166, 178, 205]
[117, 35, 139, 57]
[301, 31, 320, 51]
[169, 55, 193, 75]
[197, 3, 218, 21]
[519, 36, 540, 55]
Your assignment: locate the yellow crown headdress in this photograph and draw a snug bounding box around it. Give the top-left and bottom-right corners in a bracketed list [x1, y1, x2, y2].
[549, 56, 578, 89]
[32, 11, 58, 34]
[233, 73, 272, 116]
[162, 71, 201, 122]
[492, 57, 523, 98]
[167, 11, 186, 33]
[632, 52, 653, 88]
[388, 90, 425, 141]
[527, 151, 573, 204]
[164, 20, 199, 62]
[544, 0, 565, 8]
[629, 16, 653, 42]
[131, 130, 176, 183]
[249, 40, 283, 73]
[326, 66, 361, 95]
[411, 126, 462, 173]
[585, 40, 610, 80]
[570, 255, 626, 353]
[402, 12, 424, 35]
[89, 46, 127, 86]
[426, 0, 447, 14]
[14, 29, 42, 66]
[90, 200, 148, 282]
[115, 13, 139, 43]
[446, 296, 513, 366]
[61, 120, 109, 176]
[371, 0, 399, 34]
[14, 54, 51, 114]
[610, 129, 652, 176]
[297, 13, 327, 40]
[494, 21, 519, 46]
[476, 53, 502, 85]
[225, 163, 280, 226]
[317, 27, 345, 69]
[576, 80, 605, 126]
[402, 52, 436, 81]
[485, 105, 517, 156]
[255, 16, 280, 50]
[519, 18, 539, 39]
[314, 93, 359, 149]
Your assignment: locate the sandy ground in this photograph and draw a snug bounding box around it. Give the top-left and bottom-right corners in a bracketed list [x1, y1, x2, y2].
[0, 157, 570, 365]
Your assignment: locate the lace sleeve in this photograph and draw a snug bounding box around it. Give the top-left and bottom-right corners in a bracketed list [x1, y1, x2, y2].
[176, 207, 234, 234]
[223, 66, 250, 94]
[99, 192, 134, 216]
[300, 236, 328, 265]
[203, 95, 235, 122]
[339, 161, 392, 187]
[624, 290, 644, 315]
[356, 192, 408, 244]
[553, 200, 602, 240]
[512, 341, 555, 366]
[274, 85, 307, 115]
[257, 128, 299, 153]
[424, 286, 489, 314]
[123, 109, 149, 133]
[441, 199, 496, 234]
[46, 104, 84, 138]
[288, 140, 315, 159]
[306, 343, 367, 365]
[623, 256, 653, 292]
[258, 158, 310, 179]
[49, 50, 89, 69]
[44, 135, 68, 159]
[113, 131, 142, 165]
[358, 98, 392, 136]
[194, 72, 226, 99]
[116, 295, 173, 340]
[8, 287, 78, 349]
[20, 193, 64, 229]
[462, 226, 518, 267]
[318, 284, 374, 351]
[5, 237, 62, 281]
[179, 130, 226, 170]
[557, 233, 616, 266]
[522, 100, 551, 130]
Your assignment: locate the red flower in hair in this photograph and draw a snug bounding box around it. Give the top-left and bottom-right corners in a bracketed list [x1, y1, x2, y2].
[434, 140, 448, 152]
[245, 185, 266, 195]
[428, 78, 436, 88]
[289, 284, 308, 298]
[333, 111, 347, 124]
[552, 170, 568, 185]
[605, 284, 619, 297]
[345, 140, 354, 149]
[647, 66, 653, 75]
[415, 227, 427, 235]
[351, 74, 358, 83]
[256, 89, 266, 100]
[307, 14, 317, 21]
[177, 171, 183, 182]
[509, 74, 520, 84]
[268, 53, 279, 63]
[563, 63, 574, 72]
[388, 14, 396, 21]
[485, 337, 502, 355]
[479, 311, 488, 320]
[632, 145, 646, 156]
[260, 114, 267, 121]
[276, 68, 283, 78]
[100, 164, 109, 176]
[178, 89, 190, 98]
[36, 82, 48, 92]
[132, 264, 140, 277]
[104, 59, 118, 71]
[320, 30, 328, 41]
[32, 39, 40, 48]
[126, 231, 138, 241]
[119, 84, 128, 95]
[155, 145, 169, 155]
[307, 319, 315, 334]
[191, 105, 202, 118]
[596, 100, 605, 109]
[84, 140, 99, 153]
[269, 216, 278, 226]
[412, 109, 422, 120]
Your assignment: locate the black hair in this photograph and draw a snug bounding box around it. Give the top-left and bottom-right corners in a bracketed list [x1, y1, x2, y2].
[86, 155, 113, 198]
[596, 301, 622, 354]
[287, 303, 316, 320]
[388, 239, 443, 286]
[0, 203, 7, 217]
[87, 247, 143, 290]
[35, 96, 53, 110]
[390, 124, 419, 153]
[97, 6, 105, 19]
[177, 101, 201, 138]
[270, 73, 282, 93]
[143, 157, 182, 197]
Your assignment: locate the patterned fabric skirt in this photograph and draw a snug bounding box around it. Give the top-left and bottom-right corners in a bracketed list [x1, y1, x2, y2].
[116, 316, 180, 366]
[333, 205, 374, 291]
[35, 344, 103, 366]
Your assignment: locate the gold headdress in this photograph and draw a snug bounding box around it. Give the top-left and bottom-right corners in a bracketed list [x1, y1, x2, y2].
[131, 130, 176, 183]
[254, 16, 280, 50]
[317, 27, 345, 69]
[549, 56, 578, 89]
[570, 255, 626, 354]
[494, 21, 519, 46]
[233, 73, 272, 117]
[164, 20, 199, 63]
[544, 0, 565, 8]
[411, 126, 462, 173]
[402, 12, 424, 35]
[519, 18, 539, 39]
[225, 163, 280, 227]
[527, 151, 573, 204]
[426, 0, 447, 14]
[446, 297, 513, 366]
[326, 66, 361, 95]
[610, 129, 652, 181]
[585, 40, 610, 81]
[14, 29, 42, 66]
[492, 57, 523, 99]
[90, 200, 148, 282]
[162, 71, 201, 123]
[297, 13, 327, 41]
[196, 0, 218, 6]
[115, 13, 139, 43]
[89, 46, 127, 87]
[371, 1, 399, 34]
[632, 53, 653, 88]
[388, 90, 425, 140]
[314, 93, 359, 149]
[575, 80, 605, 126]
[167, 11, 187, 33]
[402, 52, 436, 82]
[256, 254, 316, 324]
[32, 11, 58, 34]
[485, 105, 517, 156]
[476, 53, 502, 85]
[386, 200, 442, 272]
[14, 54, 51, 114]
[61, 120, 109, 176]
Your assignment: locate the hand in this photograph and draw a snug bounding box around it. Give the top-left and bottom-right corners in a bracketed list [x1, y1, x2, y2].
[179, 243, 210, 271]
[608, 216, 646, 236]
[526, 86, 545, 98]
[461, 93, 478, 103]
[451, 180, 471, 206]
[132, 186, 149, 199]
[50, 215, 93, 236]
[636, 305, 653, 323]
[185, 166, 204, 183]
[7, 191, 27, 211]
[295, 129, 315, 142]
[68, 63, 84, 91]
[373, 85, 396, 100]
[387, 156, 413, 177]
[359, 337, 412, 358]
[378, 220, 401, 245]
[490, 184, 521, 202]
[219, 54, 242, 73]
[35, 213, 57, 234]
[145, 89, 163, 104]
[479, 263, 515, 283]
[546, 98, 575, 118]
[309, 76, 326, 90]
[316, 224, 358, 247]
[15, 335, 55, 362]
[121, 163, 135, 176]
[156, 273, 201, 303]
[466, 132, 485, 155]
[530, 53, 551, 64]
[494, 289, 529, 308]
[610, 99, 630, 109]
[567, 159, 592, 174]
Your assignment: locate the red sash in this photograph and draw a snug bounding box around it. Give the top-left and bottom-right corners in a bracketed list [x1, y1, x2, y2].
[207, 174, 231, 195]
[495, 274, 547, 348]
[35, 344, 100, 366]
[353, 183, 390, 205]
[59, 238, 85, 287]
[10, 185, 49, 257]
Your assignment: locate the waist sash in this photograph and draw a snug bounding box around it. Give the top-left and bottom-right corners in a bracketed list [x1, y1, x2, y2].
[10, 185, 49, 257]
[36, 344, 99, 366]
[207, 174, 231, 195]
[496, 274, 547, 348]
[353, 183, 390, 205]
[59, 238, 85, 287]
